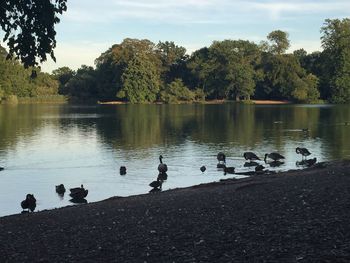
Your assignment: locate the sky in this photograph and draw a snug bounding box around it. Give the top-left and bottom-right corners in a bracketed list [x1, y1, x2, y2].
[38, 0, 350, 73]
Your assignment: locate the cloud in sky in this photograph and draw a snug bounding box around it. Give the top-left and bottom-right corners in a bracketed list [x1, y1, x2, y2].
[39, 0, 350, 72]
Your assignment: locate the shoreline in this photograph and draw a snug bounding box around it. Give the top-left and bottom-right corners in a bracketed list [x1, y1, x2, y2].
[1, 160, 350, 262]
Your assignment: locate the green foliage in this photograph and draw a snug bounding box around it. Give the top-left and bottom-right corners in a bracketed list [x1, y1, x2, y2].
[1, 95, 18, 104]
[267, 30, 290, 55]
[160, 79, 196, 103]
[321, 18, 350, 103]
[0, 0, 67, 67]
[118, 53, 160, 103]
[52, 67, 76, 95]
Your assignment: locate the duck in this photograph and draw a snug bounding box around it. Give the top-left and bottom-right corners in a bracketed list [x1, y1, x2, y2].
[200, 166, 206, 172]
[120, 166, 127, 175]
[158, 155, 168, 175]
[243, 152, 260, 161]
[69, 184, 88, 200]
[264, 152, 285, 162]
[224, 165, 235, 175]
[55, 184, 66, 195]
[296, 147, 311, 159]
[21, 194, 36, 213]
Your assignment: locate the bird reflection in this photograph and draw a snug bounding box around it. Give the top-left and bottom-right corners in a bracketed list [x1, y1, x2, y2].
[296, 158, 317, 167]
[244, 161, 259, 167]
[69, 198, 87, 204]
[268, 160, 284, 167]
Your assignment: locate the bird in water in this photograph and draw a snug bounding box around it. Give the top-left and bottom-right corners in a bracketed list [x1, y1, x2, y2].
[69, 184, 88, 200]
[21, 194, 36, 213]
[243, 152, 260, 161]
[217, 152, 226, 169]
[264, 152, 285, 162]
[0, 167, 4, 171]
[296, 147, 311, 159]
[255, 164, 265, 172]
[158, 155, 168, 174]
[55, 184, 66, 195]
[200, 166, 206, 172]
[224, 165, 235, 175]
[120, 166, 127, 175]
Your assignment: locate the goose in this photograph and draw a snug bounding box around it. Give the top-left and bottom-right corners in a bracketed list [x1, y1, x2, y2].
[224, 166, 235, 175]
[217, 152, 226, 163]
[255, 164, 265, 172]
[296, 157, 317, 167]
[0, 167, 4, 171]
[296, 147, 311, 159]
[243, 152, 260, 161]
[120, 166, 127, 175]
[200, 166, 206, 172]
[264, 152, 285, 162]
[149, 179, 162, 189]
[55, 184, 66, 195]
[70, 184, 88, 200]
[244, 161, 259, 167]
[158, 155, 168, 174]
[21, 194, 36, 213]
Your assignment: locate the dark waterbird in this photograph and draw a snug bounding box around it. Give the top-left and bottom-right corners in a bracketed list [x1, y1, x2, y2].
[255, 164, 265, 172]
[224, 166, 235, 175]
[200, 166, 206, 172]
[0, 167, 4, 171]
[21, 194, 36, 213]
[243, 152, 260, 161]
[217, 152, 226, 169]
[296, 147, 311, 159]
[157, 172, 168, 181]
[296, 157, 317, 167]
[120, 166, 127, 175]
[149, 178, 162, 193]
[55, 184, 66, 195]
[70, 184, 88, 200]
[158, 155, 168, 174]
[244, 161, 259, 167]
[264, 152, 285, 162]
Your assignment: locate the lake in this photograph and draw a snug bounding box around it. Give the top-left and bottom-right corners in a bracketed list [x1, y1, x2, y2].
[0, 103, 349, 217]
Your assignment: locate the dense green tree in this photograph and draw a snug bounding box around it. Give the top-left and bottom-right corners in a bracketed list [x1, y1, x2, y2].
[267, 30, 290, 55]
[160, 78, 196, 103]
[117, 53, 160, 103]
[0, 0, 67, 67]
[52, 67, 76, 95]
[321, 18, 350, 103]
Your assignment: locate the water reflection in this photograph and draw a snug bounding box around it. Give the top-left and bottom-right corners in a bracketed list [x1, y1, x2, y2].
[0, 103, 350, 217]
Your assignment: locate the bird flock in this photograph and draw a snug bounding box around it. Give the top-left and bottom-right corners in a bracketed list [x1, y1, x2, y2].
[1, 147, 316, 214]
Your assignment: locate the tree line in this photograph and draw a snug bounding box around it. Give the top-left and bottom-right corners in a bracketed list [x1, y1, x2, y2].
[1, 18, 350, 104]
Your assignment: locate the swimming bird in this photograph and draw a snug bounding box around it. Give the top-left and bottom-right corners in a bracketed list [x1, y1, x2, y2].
[200, 166, 206, 172]
[158, 155, 168, 174]
[264, 152, 285, 162]
[55, 184, 66, 195]
[21, 194, 36, 213]
[243, 152, 260, 161]
[0, 167, 4, 171]
[120, 166, 127, 175]
[70, 184, 88, 200]
[224, 165, 235, 175]
[296, 147, 311, 159]
[217, 152, 226, 163]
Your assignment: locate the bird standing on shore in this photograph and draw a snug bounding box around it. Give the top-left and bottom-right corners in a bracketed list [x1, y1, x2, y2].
[264, 152, 285, 162]
[243, 152, 260, 161]
[21, 194, 36, 213]
[296, 147, 311, 159]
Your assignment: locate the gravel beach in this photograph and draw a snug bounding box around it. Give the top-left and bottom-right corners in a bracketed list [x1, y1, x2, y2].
[1, 160, 350, 262]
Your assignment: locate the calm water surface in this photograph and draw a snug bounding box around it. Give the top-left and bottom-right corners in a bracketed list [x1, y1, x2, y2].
[0, 103, 349, 217]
